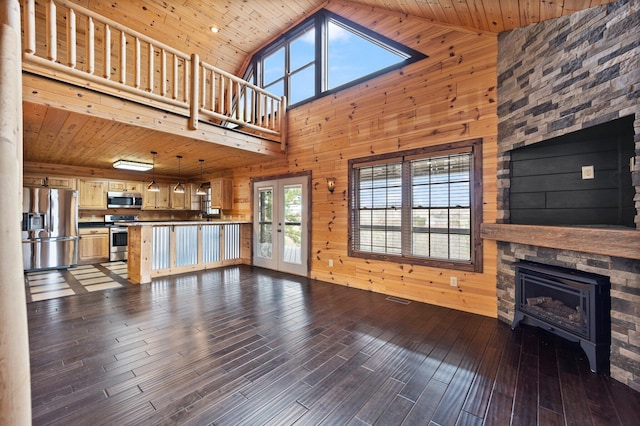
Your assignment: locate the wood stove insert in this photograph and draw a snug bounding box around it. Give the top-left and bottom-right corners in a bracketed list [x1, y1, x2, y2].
[512, 260, 611, 373]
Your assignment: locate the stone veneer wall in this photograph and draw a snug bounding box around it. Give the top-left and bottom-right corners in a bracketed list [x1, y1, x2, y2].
[495, 0, 640, 391]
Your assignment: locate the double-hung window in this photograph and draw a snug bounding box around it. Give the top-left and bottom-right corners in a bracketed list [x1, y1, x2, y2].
[349, 139, 483, 272]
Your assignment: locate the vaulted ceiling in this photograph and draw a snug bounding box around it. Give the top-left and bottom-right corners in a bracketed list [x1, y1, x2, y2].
[23, 0, 616, 179]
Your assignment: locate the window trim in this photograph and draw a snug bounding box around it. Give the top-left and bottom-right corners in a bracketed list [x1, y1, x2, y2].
[245, 9, 427, 108]
[348, 139, 483, 272]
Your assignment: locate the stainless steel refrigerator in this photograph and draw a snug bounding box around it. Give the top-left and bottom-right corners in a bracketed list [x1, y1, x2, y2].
[22, 187, 79, 272]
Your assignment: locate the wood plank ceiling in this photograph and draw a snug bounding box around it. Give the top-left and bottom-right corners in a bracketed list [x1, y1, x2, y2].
[23, 0, 615, 179]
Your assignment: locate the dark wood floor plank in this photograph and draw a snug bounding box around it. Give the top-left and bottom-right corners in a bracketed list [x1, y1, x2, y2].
[461, 322, 507, 418]
[24, 265, 640, 425]
[401, 379, 448, 425]
[353, 376, 407, 424]
[511, 353, 539, 425]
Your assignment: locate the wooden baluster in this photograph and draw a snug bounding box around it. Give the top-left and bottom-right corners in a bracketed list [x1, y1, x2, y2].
[148, 43, 154, 92]
[87, 17, 94, 74]
[120, 31, 126, 84]
[46, 0, 56, 61]
[251, 89, 256, 124]
[243, 85, 248, 123]
[211, 70, 218, 111]
[270, 98, 275, 129]
[201, 66, 207, 109]
[173, 54, 178, 100]
[184, 58, 189, 104]
[24, 0, 36, 54]
[279, 96, 287, 149]
[219, 74, 225, 114]
[134, 37, 140, 89]
[227, 79, 234, 117]
[104, 24, 111, 79]
[257, 92, 262, 127]
[160, 49, 166, 96]
[189, 53, 199, 130]
[67, 9, 76, 68]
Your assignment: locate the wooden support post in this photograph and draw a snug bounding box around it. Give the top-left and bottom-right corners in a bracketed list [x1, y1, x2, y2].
[0, 1, 32, 424]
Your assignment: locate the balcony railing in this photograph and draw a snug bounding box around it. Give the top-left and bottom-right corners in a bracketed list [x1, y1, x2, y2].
[21, 0, 286, 146]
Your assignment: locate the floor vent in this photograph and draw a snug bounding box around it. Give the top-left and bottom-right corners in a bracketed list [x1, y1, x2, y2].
[386, 296, 411, 305]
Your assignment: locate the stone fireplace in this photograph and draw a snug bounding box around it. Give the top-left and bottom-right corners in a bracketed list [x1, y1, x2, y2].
[482, 0, 640, 392]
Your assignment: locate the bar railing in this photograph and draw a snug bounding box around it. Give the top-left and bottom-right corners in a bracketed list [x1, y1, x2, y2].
[21, 0, 286, 144]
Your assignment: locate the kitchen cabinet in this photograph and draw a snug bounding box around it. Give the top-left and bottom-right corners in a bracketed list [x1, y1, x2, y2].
[210, 178, 233, 210]
[170, 185, 190, 210]
[142, 184, 170, 210]
[78, 228, 109, 264]
[108, 180, 143, 193]
[190, 184, 204, 211]
[24, 174, 76, 190]
[78, 179, 108, 209]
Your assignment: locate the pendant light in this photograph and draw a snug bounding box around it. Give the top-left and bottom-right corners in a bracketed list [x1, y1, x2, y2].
[147, 151, 160, 192]
[173, 155, 185, 193]
[196, 159, 207, 195]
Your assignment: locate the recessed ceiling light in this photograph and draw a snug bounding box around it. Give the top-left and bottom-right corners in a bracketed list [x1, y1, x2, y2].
[210, 26, 219, 33]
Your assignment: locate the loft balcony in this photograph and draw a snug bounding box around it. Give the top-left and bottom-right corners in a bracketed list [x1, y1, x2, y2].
[20, 0, 287, 167]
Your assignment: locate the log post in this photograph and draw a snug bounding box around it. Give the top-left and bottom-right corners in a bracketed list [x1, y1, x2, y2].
[0, 1, 32, 424]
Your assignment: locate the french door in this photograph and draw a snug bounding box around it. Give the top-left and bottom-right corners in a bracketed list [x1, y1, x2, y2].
[253, 175, 309, 276]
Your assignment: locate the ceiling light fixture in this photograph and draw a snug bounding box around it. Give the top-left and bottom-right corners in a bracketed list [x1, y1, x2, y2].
[174, 155, 185, 194]
[147, 151, 160, 192]
[113, 159, 153, 172]
[196, 159, 207, 196]
[210, 26, 219, 33]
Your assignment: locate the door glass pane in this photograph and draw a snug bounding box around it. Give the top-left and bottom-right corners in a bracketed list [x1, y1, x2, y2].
[257, 188, 273, 259]
[283, 184, 302, 264]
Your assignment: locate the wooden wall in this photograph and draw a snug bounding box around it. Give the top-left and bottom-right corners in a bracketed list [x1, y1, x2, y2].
[226, 2, 500, 317]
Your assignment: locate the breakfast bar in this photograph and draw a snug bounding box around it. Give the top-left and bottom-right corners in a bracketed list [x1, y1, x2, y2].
[126, 220, 251, 284]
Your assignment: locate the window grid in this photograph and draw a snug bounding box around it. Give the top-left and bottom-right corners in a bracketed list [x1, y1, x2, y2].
[349, 140, 482, 272]
[246, 10, 426, 108]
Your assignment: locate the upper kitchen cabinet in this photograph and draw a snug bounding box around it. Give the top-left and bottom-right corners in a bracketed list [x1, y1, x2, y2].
[24, 175, 76, 190]
[78, 179, 108, 209]
[108, 180, 143, 193]
[170, 185, 191, 210]
[210, 179, 233, 210]
[142, 184, 170, 210]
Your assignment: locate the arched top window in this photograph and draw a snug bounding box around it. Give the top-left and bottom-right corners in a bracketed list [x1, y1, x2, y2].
[245, 10, 427, 108]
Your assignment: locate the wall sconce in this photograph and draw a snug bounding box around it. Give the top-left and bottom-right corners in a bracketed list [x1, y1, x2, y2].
[326, 177, 336, 193]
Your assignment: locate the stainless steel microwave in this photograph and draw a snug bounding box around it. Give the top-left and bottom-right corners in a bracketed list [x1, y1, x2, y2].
[107, 192, 143, 209]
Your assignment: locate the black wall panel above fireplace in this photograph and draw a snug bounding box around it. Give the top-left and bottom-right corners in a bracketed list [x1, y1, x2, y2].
[509, 115, 635, 227]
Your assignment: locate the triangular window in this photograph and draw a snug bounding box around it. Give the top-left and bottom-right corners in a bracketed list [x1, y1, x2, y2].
[246, 10, 426, 108]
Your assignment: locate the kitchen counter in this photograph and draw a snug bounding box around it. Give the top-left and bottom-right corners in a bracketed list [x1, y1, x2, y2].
[125, 219, 250, 226]
[127, 220, 251, 284]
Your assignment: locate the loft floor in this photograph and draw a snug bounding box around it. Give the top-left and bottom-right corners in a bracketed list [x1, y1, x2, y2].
[27, 265, 640, 425]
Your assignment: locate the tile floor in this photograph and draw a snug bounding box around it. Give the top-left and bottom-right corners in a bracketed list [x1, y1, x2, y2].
[25, 261, 129, 302]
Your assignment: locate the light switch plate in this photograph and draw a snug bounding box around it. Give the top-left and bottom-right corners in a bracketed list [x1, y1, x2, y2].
[582, 165, 594, 179]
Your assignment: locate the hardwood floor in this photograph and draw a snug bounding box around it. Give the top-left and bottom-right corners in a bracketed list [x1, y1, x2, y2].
[27, 265, 640, 425]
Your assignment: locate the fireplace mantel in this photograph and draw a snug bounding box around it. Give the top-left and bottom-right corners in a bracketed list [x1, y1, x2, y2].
[481, 223, 640, 260]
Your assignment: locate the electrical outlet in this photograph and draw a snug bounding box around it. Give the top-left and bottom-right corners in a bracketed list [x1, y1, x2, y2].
[581, 165, 594, 179]
[450, 276, 458, 287]
[328, 259, 333, 267]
